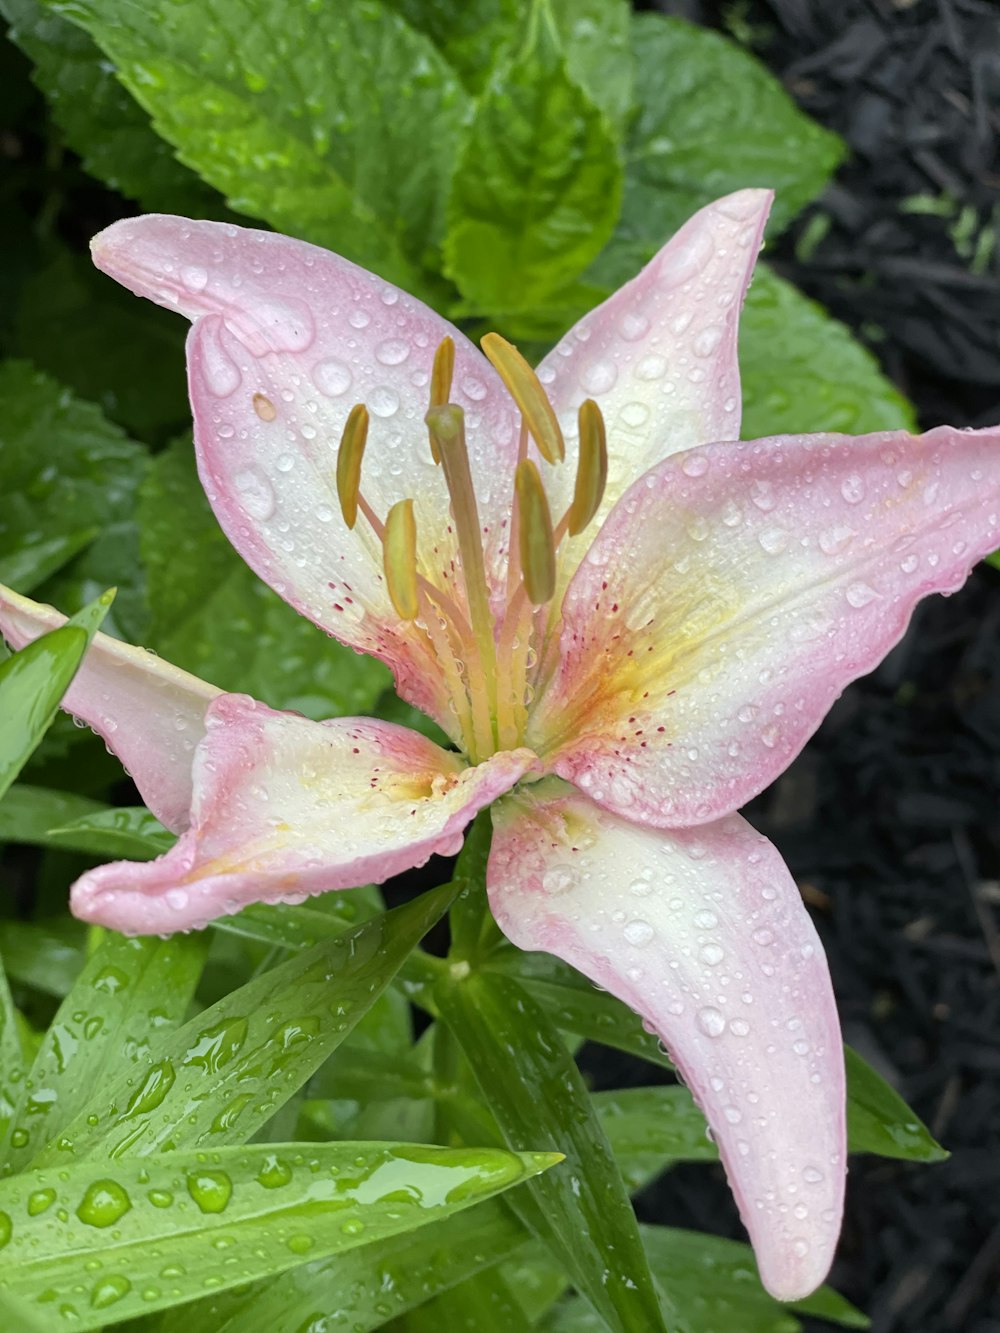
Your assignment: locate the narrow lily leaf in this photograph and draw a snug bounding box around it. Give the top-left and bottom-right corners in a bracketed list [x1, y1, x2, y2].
[47, 0, 468, 296]
[0, 527, 99, 596]
[436, 970, 666, 1333]
[2, 929, 207, 1175]
[0, 919, 86, 998]
[0, 1289, 49, 1333]
[45, 806, 175, 861]
[34, 885, 456, 1166]
[0, 588, 113, 802]
[844, 1046, 947, 1163]
[396, 1263, 528, 1332]
[543, 1231, 867, 1332]
[158, 1197, 530, 1333]
[0, 1142, 557, 1330]
[444, 0, 622, 313]
[449, 810, 503, 964]
[596, 1086, 716, 1192]
[0, 959, 26, 1147]
[0, 784, 105, 846]
[139, 439, 390, 721]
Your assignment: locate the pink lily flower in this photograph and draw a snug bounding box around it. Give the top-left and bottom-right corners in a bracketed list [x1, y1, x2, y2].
[3, 190, 999, 1303]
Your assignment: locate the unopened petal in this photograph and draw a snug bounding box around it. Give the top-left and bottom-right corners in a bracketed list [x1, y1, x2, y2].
[92, 216, 518, 732]
[488, 782, 845, 1302]
[531, 425, 1000, 827]
[0, 584, 219, 832]
[71, 694, 537, 934]
[536, 190, 770, 586]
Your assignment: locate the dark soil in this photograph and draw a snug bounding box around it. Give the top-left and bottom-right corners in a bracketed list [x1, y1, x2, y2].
[627, 4, 1000, 1330]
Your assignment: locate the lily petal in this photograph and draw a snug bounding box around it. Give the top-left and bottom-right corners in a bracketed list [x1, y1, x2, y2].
[91, 216, 518, 730]
[530, 425, 1000, 828]
[71, 694, 537, 934]
[488, 780, 844, 1302]
[0, 584, 219, 832]
[536, 190, 770, 585]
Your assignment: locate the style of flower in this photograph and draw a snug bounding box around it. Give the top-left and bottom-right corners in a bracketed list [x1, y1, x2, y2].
[3, 190, 999, 1302]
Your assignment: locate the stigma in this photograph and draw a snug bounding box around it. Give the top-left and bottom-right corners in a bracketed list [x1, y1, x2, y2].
[336, 334, 608, 764]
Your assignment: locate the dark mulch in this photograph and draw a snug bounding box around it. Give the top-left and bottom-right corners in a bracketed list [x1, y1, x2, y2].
[623, 3, 1000, 1329]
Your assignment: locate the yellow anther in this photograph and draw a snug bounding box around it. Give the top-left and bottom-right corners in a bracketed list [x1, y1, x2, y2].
[515, 459, 556, 606]
[428, 337, 456, 463]
[567, 398, 608, 536]
[336, 404, 369, 530]
[481, 332, 565, 465]
[383, 499, 419, 621]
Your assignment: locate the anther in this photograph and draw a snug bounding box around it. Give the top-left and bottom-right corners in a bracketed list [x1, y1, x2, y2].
[383, 499, 419, 620]
[336, 404, 369, 529]
[481, 332, 565, 465]
[515, 459, 556, 605]
[567, 399, 608, 536]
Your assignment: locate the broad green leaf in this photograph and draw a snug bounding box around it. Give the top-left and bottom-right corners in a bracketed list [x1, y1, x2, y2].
[549, 0, 633, 132]
[382, 0, 520, 94]
[0, 0, 221, 213]
[44, 806, 175, 861]
[436, 970, 666, 1333]
[0, 589, 113, 802]
[158, 1197, 529, 1333]
[444, 1, 622, 314]
[0, 361, 148, 634]
[740, 267, 915, 437]
[0, 919, 86, 998]
[844, 1046, 947, 1163]
[596, 1086, 716, 1191]
[138, 439, 389, 719]
[0, 784, 104, 846]
[0, 1141, 557, 1330]
[0, 529, 98, 598]
[2, 929, 207, 1174]
[35, 885, 456, 1165]
[15, 246, 190, 439]
[588, 13, 843, 291]
[544, 1225, 867, 1332]
[50, 0, 469, 297]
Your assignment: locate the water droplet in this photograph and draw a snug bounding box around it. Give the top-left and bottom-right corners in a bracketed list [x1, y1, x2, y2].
[729, 1018, 751, 1037]
[629, 877, 653, 897]
[819, 525, 855, 556]
[90, 1274, 132, 1311]
[693, 326, 723, 357]
[376, 338, 409, 366]
[623, 919, 654, 947]
[76, 1179, 132, 1228]
[541, 865, 575, 896]
[757, 525, 788, 555]
[699, 943, 725, 966]
[793, 1238, 811, 1258]
[147, 1189, 173, 1208]
[619, 312, 649, 341]
[187, 1169, 233, 1214]
[697, 1006, 726, 1038]
[234, 470, 276, 521]
[694, 909, 718, 929]
[180, 264, 208, 292]
[722, 1105, 743, 1124]
[313, 359, 353, 397]
[122, 1061, 176, 1119]
[348, 308, 370, 329]
[635, 354, 667, 381]
[845, 581, 878, 608]
[581, 361, 617, 394]
[200, 330, 242, 398]
[287, 1233, 315, 1254]
[840, 474, 865, 504]
[369, 386, 399, 418]
[27, 1188, 56, 1216]
[681, 453, 709, 478]
[803, 1165, 825, 1184]
[752, 928, 774, 946]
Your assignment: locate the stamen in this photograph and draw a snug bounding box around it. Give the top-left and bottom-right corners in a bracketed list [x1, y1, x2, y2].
[336, 404, 369, 529]
[515, 459, 556, 606]
[428, 337, 456, 464]
[383, 499, 419, 621]
[567, 398, 608, 536]
[481, 333, 565, 465]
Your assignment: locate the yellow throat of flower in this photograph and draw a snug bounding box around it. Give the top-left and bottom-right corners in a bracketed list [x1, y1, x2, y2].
[335, 334, 608, 765]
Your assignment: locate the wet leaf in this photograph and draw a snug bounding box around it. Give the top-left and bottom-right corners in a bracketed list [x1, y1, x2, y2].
[2, 929, 207, 1174]
[0, 784, 105, 846]
[44, 806, 175, 861]
[844, 1046, 947, 1164]
[0, 589, 113, 802]
[157, 1196, 529, 1333]
[0, 1141, 557, 1330]
[34, 885, 456, 1165]
[436, 969, 666, 1333]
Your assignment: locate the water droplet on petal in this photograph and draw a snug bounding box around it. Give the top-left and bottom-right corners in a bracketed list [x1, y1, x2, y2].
[697, 1006, 726, 1038]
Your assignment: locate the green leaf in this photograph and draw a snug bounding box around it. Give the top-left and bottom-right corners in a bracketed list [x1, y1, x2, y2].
[436, 970, 666, 1333]
[0, 0, 222, 213]
[740, 267, 915, 437]
[0, 1141, 557, 1330]
[44, 806, 175, 861]
[138, 438, 389, 719]
[157, 1196, 530, 1333]
[0, 919, 86, 998]
[0, 589, 113, 803]
[443, 1, 622, 314]
[49, 0, 470, 297]
[549, 0, 633, 132]
[448, 810, 502, 964]
[382, 0, 521, 94]
[0, 957, 26, 1147]
[844, 1046, 947, 1163]
[595, 1086, 716, 1192]
[0, 1289, 49, 1333]
[1, 929, 207, 1175]
[395, 1263, 527, 1332]
[35, 885, 456, 1165]
[0, 784, 105, 846]
[588, 13, 843, 291]
[14, 246, 190, 440]
[0, 361, 147, 623]
[544, 1226, 867, 1332]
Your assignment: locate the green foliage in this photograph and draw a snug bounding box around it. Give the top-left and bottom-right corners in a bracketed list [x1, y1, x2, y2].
[444, 2, 622, 315]
[138, 438, 389, 719]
